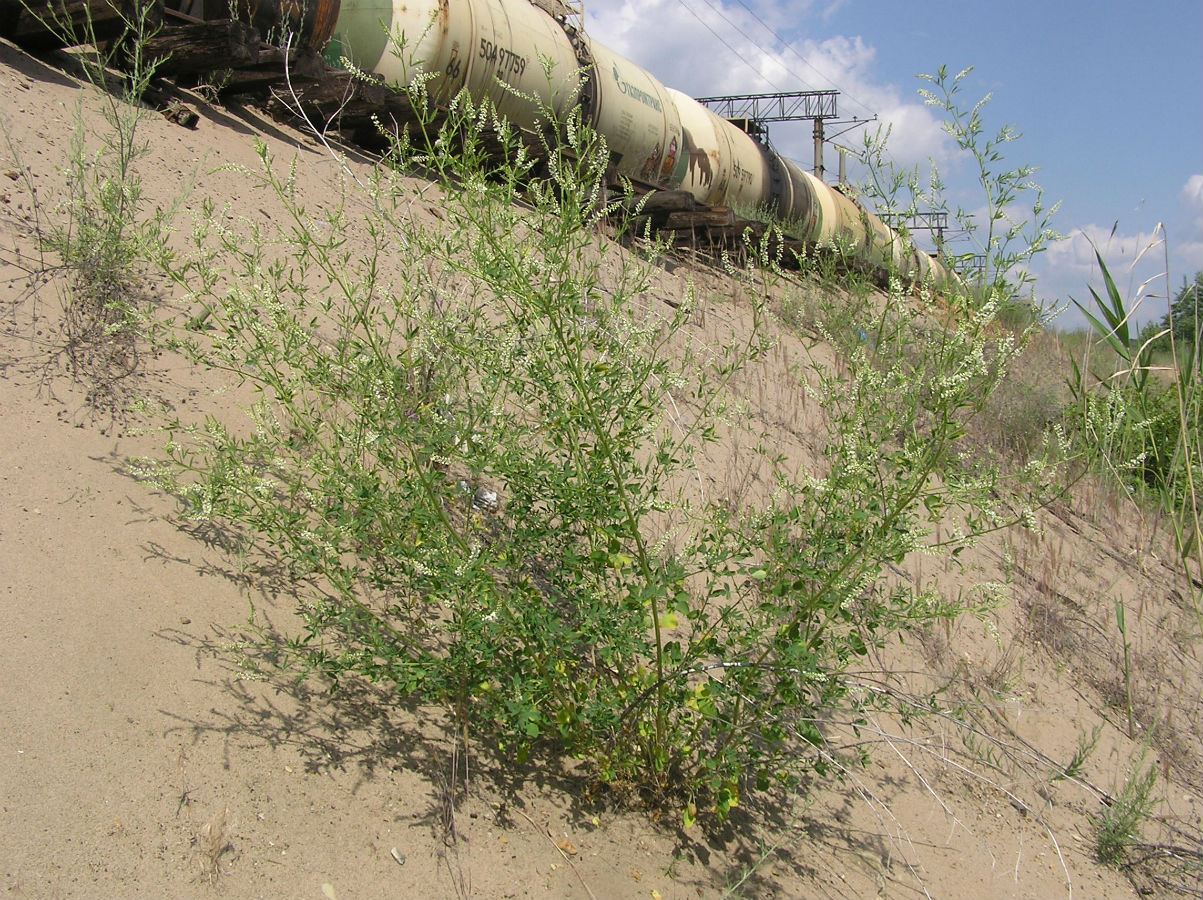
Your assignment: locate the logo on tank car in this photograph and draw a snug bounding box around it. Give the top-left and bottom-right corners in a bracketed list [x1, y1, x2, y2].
[611, 64, 662, 112]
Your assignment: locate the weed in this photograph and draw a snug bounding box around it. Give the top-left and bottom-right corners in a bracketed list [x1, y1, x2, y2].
[1114, 595, 1136, 739]
[14, 0, 177, 417]
[857, 64, 1063, 311]
[1052, 724, 1101, 783]
[1094, 748, 1158, 867]
[974, 332, 1070, 462]
[916, 65, 1063, 306]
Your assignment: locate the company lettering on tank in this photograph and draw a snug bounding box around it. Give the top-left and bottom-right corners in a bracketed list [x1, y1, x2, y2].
[732, 159, 754, 187]
[611, 64, 661, 112]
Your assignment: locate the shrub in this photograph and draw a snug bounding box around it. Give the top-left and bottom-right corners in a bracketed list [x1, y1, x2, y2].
[137, 79, 1057, 821]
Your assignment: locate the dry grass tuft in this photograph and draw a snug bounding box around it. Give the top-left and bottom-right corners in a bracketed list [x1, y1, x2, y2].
[195, 805, 231, 885]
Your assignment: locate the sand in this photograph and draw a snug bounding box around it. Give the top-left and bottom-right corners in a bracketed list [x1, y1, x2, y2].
[1, 37, 1199, 899]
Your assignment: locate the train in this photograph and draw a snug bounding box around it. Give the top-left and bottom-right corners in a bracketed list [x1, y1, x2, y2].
[1, 0, 951, 284]
[311, 0, 954, 286]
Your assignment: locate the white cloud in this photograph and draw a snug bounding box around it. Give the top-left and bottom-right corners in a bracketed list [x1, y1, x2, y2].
[1176, 175, 1203, 274]
[817, 0, 850, 23]
[586, 0, 802, 95]
[1182, 174, 1203, 208]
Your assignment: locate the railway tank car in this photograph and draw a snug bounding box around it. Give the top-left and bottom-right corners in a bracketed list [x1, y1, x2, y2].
[324, 0, 953, 286]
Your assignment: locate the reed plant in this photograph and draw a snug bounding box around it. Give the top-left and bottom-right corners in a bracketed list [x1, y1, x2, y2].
[1068, 245, 1202, 619]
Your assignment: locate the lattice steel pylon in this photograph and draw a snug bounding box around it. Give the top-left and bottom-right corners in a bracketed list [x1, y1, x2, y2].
[878, 211, 950, 243]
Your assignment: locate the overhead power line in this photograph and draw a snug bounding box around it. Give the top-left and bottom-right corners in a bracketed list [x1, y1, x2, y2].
[669, 0, 878, 123]
[672, 0, 782, 88]
[725, 0, 877, 119]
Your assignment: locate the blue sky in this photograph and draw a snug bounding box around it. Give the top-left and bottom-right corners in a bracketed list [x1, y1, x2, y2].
[585, 0, 1203, 331]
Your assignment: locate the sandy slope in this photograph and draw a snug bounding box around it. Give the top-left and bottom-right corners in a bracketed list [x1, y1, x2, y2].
[2, 37, 1199, 899]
